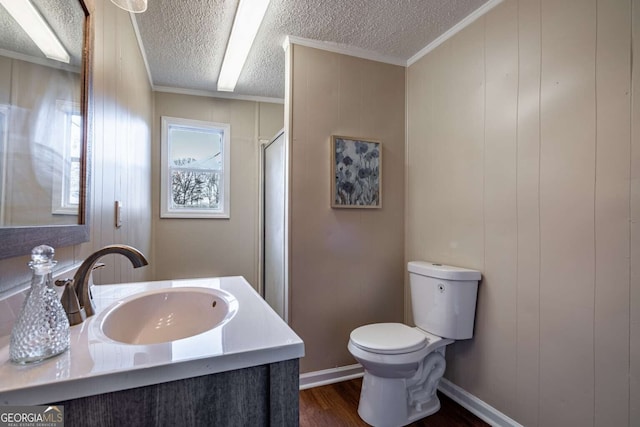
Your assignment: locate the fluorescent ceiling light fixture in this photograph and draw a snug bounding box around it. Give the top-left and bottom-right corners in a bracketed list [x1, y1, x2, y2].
[0, 0, 70, 63]
[111, 0, 147, 13]
[217, 0, 271, 92]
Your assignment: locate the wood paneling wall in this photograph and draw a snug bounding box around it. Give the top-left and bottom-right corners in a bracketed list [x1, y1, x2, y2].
[406, 0, 637, 425]
[85, 0, 153, 285]
[289, 44, 405, 373]
[631, 2, 640, 423]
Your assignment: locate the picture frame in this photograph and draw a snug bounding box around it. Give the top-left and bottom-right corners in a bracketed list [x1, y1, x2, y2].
[331, 135, 382, 209]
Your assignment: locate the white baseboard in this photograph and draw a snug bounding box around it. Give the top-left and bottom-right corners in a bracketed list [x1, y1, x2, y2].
[438, 378, 523, 427]
[299, 364, 364, 390]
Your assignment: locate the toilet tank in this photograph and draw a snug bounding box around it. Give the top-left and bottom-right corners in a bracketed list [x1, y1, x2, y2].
[408, 261, 481, 340]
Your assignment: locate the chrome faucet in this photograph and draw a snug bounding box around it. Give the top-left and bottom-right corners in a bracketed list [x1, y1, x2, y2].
[56, 245, 148, 325]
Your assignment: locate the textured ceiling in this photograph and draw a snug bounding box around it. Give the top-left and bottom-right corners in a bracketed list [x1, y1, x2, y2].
[0, 0, 84, 67]
[135, 0, 490, 99]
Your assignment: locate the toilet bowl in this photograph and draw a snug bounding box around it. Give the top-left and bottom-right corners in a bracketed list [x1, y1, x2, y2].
[348, 262, 481, 427]
[348, 323, 453, 426]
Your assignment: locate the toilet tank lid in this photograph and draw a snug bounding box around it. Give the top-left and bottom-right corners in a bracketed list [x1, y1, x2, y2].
[408, 261, 481, 281]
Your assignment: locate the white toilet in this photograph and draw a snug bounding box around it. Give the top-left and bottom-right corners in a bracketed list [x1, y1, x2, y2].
[348, 261, 481, 427]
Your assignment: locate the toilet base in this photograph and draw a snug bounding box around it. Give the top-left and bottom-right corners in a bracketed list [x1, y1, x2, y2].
[354, 349, 447, 427]
[357, 372, 442, 427]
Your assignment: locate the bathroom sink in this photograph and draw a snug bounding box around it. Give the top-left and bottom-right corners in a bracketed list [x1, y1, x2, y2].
[97, 287, 238, 345]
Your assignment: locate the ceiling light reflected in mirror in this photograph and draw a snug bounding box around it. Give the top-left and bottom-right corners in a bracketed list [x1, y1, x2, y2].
[0, 0, 70, 63]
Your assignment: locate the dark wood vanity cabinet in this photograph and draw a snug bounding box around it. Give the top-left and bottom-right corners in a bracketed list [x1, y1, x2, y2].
[55, 359, 299, 426]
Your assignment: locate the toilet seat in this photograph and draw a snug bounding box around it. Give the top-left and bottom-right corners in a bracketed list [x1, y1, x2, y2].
[350, 323, 427, 354]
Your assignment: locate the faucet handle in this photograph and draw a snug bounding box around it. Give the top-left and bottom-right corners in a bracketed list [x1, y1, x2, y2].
[55, 279, 85, 326]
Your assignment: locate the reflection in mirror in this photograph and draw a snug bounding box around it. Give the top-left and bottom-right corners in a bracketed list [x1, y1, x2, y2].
[0, 0, 91, 261]
[0, 0, 85, 227]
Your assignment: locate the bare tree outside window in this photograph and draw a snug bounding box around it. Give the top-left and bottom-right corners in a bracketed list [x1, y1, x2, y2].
[161, 117, 230, 218]
[170, 158, 221, 208]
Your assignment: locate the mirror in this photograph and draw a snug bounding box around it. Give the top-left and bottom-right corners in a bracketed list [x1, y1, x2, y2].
[0, 0, 92, 259]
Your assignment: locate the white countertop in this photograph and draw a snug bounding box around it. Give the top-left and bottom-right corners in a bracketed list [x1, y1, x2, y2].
[0, 276, 304, 405]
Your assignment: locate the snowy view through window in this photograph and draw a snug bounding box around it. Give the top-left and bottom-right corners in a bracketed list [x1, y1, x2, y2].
[169, 126, 223, 209]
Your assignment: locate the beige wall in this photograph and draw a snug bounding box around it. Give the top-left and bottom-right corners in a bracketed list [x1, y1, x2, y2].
[151, 92, 283, 286]
[406, 0, 639, 426]
[0, 0, 153, 294]
[289, 44, 405, 373]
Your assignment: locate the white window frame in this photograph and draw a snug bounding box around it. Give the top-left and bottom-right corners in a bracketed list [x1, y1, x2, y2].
[160, 116, 231, 219]
[51, 100, 81, 216]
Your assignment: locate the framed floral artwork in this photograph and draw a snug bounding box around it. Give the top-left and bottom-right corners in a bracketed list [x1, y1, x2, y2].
[331, 135, 382, 209]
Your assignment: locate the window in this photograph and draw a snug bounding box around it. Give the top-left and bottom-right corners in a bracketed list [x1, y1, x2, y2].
[52, 100, 81, 215]
[161, 116, 230, 218]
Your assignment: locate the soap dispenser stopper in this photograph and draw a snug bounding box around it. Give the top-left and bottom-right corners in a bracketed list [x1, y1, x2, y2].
[9, 245, 71, 364]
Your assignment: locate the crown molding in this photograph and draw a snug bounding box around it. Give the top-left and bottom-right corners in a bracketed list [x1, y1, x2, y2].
[153, 86, 284, 104]
[407, 0, 504, 66]
[0, 48, 80, 73]
[129, 12, 154, 88]
[284, 35, 406, 67]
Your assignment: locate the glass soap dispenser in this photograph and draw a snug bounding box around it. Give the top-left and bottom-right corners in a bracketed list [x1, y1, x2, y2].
[10, 245, 70, 364]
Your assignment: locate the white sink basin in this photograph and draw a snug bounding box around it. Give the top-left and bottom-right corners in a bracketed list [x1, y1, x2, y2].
[97, 287, 238, 345]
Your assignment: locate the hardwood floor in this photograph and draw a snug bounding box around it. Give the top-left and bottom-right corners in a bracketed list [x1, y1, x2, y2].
[299, 378, 489, 426]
